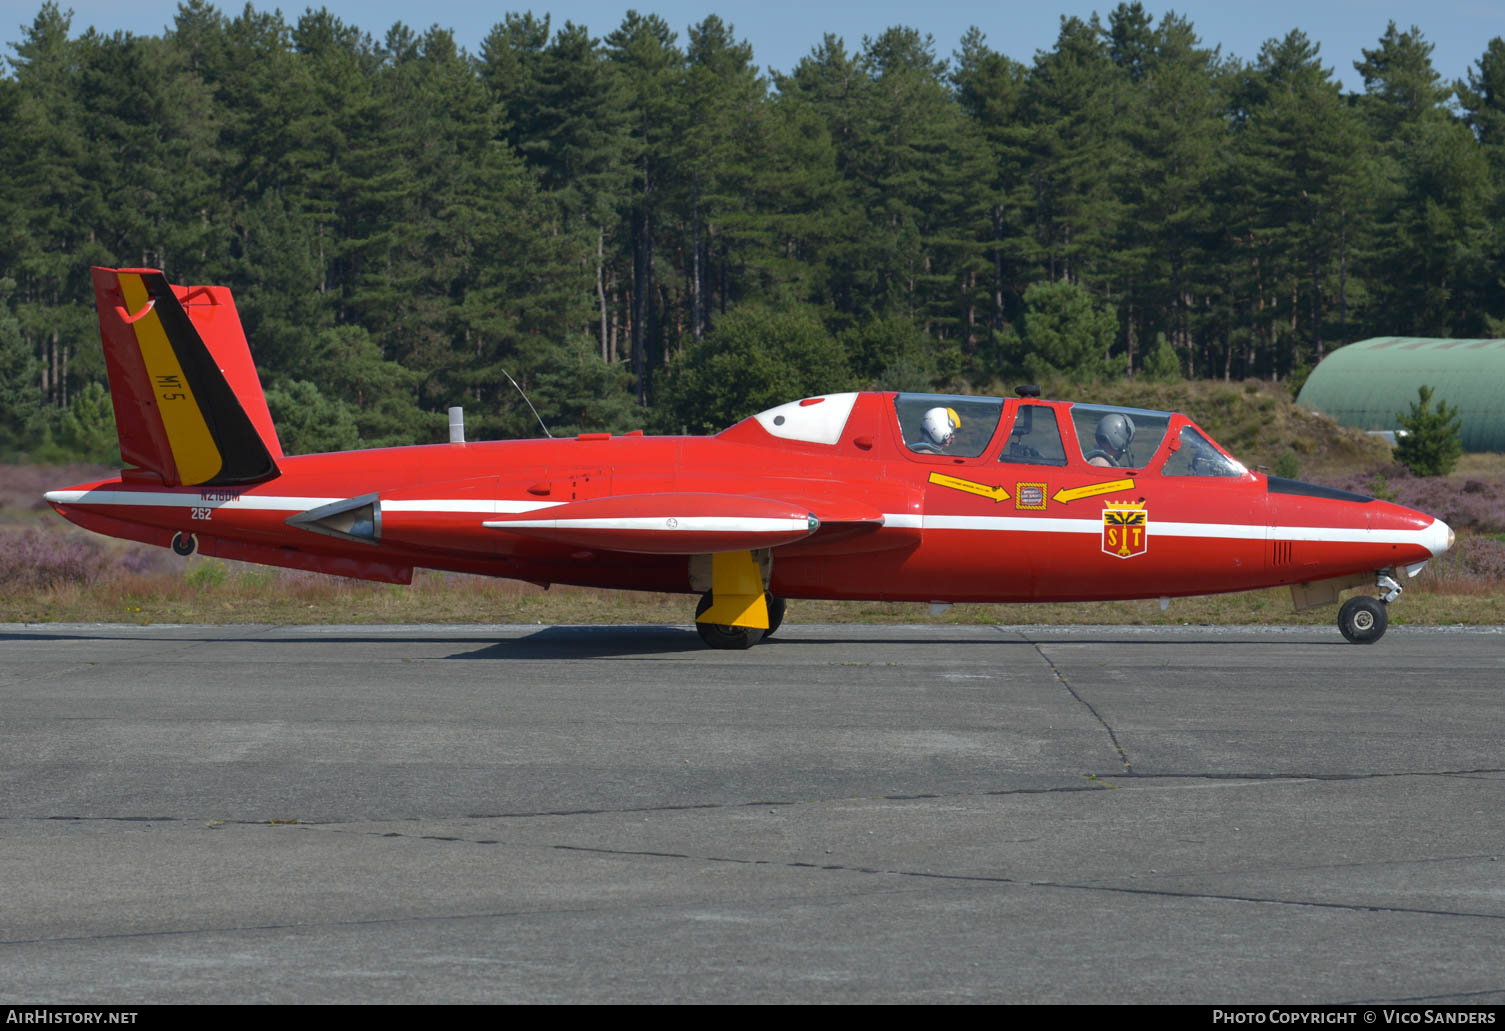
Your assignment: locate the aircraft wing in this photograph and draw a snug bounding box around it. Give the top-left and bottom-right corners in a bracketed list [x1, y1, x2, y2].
[482, 492, 827, 555]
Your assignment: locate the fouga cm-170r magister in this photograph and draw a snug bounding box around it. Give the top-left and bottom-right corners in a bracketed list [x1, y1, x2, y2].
[47, 267, 1454, 647]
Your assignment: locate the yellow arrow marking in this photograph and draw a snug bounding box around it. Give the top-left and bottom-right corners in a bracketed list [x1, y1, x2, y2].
[928, 471, 1010, 503]
[1053, 478, 1135, 504]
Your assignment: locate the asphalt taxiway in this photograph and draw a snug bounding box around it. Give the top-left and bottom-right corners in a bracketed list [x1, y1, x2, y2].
[2, 622, 1502, 1003]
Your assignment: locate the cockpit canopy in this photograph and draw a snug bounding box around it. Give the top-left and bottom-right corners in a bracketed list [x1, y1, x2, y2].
[737, 391, 1248, 479]
[892, 392, 1247, 478]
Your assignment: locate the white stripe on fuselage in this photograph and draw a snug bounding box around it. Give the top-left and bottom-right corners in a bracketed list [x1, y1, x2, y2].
[43, 490, 1443, 552]
[43, 490, 560, 515]
[918, 512, 1444, 550]
[482, 516, 809, 533]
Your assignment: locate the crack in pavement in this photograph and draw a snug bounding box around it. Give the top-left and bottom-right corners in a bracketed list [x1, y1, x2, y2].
[5, 840, 1499, 951]
[306, 833, 1505, 924]
[1342, 987, 1505, 1005]
[4, 784, 1118, 827]
[0, 879, 944, 949]
[1008, 627, 1133, 774]
[8, 765, 1500, 827]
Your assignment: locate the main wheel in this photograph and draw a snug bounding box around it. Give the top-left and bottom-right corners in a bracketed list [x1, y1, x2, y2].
[1338, 595, 1388, 644]
[694, 592, 764, 650]
[763, 595, 787, 639]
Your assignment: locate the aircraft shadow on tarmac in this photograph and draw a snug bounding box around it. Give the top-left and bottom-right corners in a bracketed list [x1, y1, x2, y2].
[0, 626, 1353, 658]
[447, 625, 709, 659]
[447, 629, 1357, 659]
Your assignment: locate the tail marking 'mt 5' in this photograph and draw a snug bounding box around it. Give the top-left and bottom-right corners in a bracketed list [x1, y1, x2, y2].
[95, 267, 280, 487]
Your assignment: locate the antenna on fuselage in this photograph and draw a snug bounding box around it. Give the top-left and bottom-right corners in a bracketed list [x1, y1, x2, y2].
[501, 367, 553, 439]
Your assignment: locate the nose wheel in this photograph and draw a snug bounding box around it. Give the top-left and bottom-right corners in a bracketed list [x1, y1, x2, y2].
[1337, 595, 1388, 644]
[1337, 569, 1403, 644]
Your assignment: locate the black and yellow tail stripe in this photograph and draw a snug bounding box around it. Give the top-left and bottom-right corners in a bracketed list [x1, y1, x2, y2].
[117, 271, 277, 486]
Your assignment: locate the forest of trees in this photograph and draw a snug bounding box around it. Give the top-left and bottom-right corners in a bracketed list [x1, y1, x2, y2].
[1, 1, 1502, 457]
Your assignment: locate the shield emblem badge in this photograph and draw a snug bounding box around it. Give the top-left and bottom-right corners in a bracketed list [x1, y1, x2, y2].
[1102, 501, 1148, 559]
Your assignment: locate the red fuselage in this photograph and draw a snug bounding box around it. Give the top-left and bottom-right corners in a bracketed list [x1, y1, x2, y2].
[47, 392, 1450, 605]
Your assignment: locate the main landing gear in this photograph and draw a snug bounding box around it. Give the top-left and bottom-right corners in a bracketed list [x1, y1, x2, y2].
[1337, 571, 1403, 644]
[690, 549, 784, 649]
[695, 591, 785, 649]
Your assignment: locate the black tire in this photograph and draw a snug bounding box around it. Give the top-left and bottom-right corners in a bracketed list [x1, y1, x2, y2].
[694, 592, 764, 650]
[763, 595, 787, 639]
[1338, 595, 1388, 644]
[171, 532, 197, 557]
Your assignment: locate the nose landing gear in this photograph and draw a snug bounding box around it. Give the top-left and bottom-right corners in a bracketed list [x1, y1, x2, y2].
[1337, 571, 1403, 644]
[1338, 595, 1387, 644]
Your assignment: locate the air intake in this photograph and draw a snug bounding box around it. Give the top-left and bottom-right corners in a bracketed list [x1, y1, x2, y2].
[286, 493, 381, 544]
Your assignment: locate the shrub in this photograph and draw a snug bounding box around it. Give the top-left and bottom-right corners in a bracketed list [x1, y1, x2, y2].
[655, 304, 854, 434]
[1140, 335, 1182, 382]
[1322, 467, 1505, 534]
[185, 559, 229, 589]
[1020, 281, 1118, 382]
[840, 314, 953, 390]
[265, 380, 361, 455]
[1394, 385, 1462, 477]
[0, 527, 107, 589]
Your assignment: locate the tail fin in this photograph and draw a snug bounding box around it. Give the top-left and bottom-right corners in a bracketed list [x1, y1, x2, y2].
[92, 267, 281, 486]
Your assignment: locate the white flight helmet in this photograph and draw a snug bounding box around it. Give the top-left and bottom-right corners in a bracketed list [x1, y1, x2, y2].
[921, 406, 962, 448]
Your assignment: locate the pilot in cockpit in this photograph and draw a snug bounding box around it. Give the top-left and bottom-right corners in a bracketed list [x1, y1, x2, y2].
[911, 406, 961, 453]
[1087, 412, 1136, 467]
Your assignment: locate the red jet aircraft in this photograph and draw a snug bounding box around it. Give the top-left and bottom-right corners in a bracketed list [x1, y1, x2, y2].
[47, 267, 1453, 647]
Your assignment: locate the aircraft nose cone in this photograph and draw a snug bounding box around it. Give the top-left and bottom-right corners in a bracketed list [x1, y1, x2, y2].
[1426, 517, 1454, 556]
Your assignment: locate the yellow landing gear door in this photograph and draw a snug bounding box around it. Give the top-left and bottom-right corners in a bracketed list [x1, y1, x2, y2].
[695, 549, 770, 629]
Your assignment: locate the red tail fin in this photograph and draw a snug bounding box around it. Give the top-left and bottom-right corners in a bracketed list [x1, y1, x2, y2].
[91, 267, 281, 486]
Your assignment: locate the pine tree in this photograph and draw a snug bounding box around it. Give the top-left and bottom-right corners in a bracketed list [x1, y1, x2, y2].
[0, 278, 44, 457]
[1230, 32, 1372, 376]
[769, 35, 869, 316]
[1350, 25, 1490, 337]
[604, 13, 684, 402]
[1395, 385, 1462, 477]
[736, 75, 849, 309]
[951, 28, 1033, 353]
[1454, 38, 1505, 332]
[6, 3, 101, 414]
[512, 20, 631, 365]
[1023, 16, 1123, 288]
[1113, 12, 1224, 378]
[670, 16, 766, 345]
[1020, 280, 1117, 381]
[1355, 22, 1452, 145]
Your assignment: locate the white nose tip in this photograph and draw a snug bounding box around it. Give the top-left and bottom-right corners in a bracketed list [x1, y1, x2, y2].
[1425, 518, 1454, 556]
